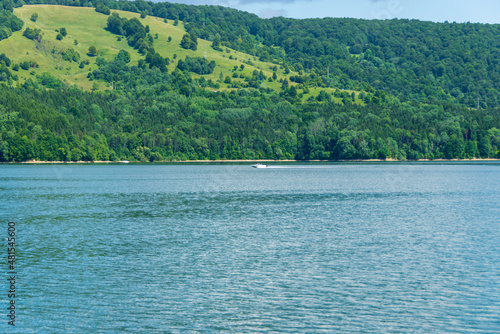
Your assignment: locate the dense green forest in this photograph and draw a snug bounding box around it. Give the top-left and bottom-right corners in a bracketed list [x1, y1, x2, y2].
[0, 0, 499, 162]
[1, 54, 499, 162]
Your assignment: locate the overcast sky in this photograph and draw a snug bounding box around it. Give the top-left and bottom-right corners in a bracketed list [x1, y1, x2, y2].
[166, 0, 500, 23]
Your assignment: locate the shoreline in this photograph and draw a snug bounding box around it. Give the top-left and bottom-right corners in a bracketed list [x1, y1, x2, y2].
[1, 158, 499, 164]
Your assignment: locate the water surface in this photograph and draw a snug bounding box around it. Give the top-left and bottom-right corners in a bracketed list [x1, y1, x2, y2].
[1, 162, 499, 333]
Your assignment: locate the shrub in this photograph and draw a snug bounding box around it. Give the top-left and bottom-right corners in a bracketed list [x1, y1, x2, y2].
[22, 28, 41, 41]
[95, 4, 111, 15]
[61, 48, 81, 62]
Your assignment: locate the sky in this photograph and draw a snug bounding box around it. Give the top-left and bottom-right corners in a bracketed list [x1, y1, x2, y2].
[166, 0, 500, 23]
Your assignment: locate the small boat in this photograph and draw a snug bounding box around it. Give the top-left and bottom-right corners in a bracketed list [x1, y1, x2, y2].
[121, 160, 130, 163]
[251, 163, 268, 168]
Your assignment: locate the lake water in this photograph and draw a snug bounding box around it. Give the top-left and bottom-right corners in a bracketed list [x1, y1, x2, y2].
[1, 162, 499, 333]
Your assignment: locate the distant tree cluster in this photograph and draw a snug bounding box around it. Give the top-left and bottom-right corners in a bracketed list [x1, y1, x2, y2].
[37, 72, 64, 88]
[95, 3, 110, 15]
[177, 56, 216, 75]
[22, 27, 41, 41]
[61, 48, 80, 62]
[0, 53, 11, 66]
[0, 53, 16, 82]
[211, 35, 222, 51]
[0, 9, 23, 41]
[145, 51, 169, 72]
[180, 32, 197, 51]
[107, 13, 154, 54]
[19, 59, 38, 70]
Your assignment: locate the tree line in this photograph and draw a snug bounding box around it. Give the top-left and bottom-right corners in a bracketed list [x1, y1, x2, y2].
[1, 53, 499, 162]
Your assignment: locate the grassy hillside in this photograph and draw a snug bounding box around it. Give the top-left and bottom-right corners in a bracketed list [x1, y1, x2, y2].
[2, 5, 293, 92]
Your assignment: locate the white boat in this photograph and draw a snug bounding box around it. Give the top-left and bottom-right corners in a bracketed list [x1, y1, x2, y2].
[121, 160, 129, 163]
[251, 163, 268, 168]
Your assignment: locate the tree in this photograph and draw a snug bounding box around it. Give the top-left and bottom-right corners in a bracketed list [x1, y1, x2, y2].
[22, 28, 41, 41]
[59, 27, 67, 37]
[281, 78, 289, 90]
[0, 53, 11, 67]
[117, 49, 131, 63]
[88, 46, 98, 56]
[106, 13, 124, 35]
[95, 4, 111, 15]
[478, 136, 492, 158]
[180, 33, 193, 50]
[317, 90, 331, 102]
[211, 35, 221, 51]
[30, 13, 38, 22]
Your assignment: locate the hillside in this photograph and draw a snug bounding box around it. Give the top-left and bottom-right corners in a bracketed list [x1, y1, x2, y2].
[3, 5, 354, 103]
[0, 2, 499, 162]
[1, 6, 285, 92]
[11, 0, 500, 108]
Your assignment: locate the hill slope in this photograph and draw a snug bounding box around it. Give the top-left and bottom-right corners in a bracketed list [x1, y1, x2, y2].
[6, 0, 500, 107]
[2, 5, 301, 93]
[0, 3, 499, 163]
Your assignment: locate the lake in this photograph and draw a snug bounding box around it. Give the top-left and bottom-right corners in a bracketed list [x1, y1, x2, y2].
[1, 162, 499, 333]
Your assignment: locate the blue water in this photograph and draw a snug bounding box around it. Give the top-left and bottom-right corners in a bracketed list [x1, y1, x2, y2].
[1, 162, 499, 333]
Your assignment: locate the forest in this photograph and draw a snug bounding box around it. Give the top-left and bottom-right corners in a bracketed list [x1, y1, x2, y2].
[0, 0, 499, 162]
